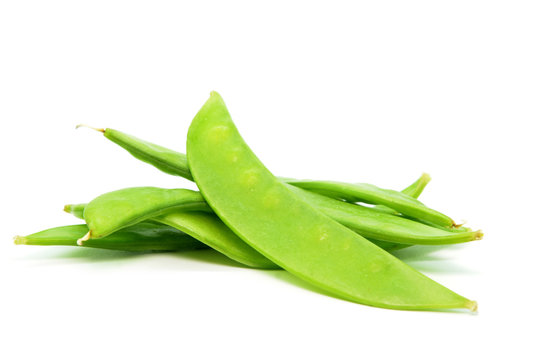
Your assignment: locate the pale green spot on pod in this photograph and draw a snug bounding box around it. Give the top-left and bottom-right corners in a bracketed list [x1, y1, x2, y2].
[241, 168, 261, 189]
[208, 125, 231, 143]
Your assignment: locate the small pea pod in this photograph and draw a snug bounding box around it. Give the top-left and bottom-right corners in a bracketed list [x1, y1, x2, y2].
[186, 91, 476, 311]
[15, 223, 208, 252]
[80, 187, 210, 243]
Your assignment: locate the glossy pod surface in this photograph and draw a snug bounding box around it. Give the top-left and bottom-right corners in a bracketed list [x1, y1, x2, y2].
[287, 179, 454, 228]
[288, 185, 482, 245]
[66, 201, 415, 254]
[67, 201, 277, 268]
[154, 211, 277, 269]
[186, 92, 476, 311]
[84, 187, 209, 238]
[15, 223, 208, 252]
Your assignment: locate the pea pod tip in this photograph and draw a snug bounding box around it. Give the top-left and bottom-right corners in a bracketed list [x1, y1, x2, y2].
[467, 300, 478, 312]
[75, 124, 105, 133]
[76, 231, 91, 246]
[13, 235, 25, 245]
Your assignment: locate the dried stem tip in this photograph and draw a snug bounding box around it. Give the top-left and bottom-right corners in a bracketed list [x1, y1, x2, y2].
[76, 124, 105, 133]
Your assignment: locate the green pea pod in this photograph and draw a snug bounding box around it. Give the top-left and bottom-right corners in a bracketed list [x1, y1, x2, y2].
[80, 187, 210, 243]
[186, 91, 476, 311]
[65, 202, 409, 253]
[78, 125, 459, 228]
[286, 179, 455, 228]
[77, 184, 480, 246]
[76, 125, 193, 181]
[154, 211, 277, 269]
[288, 185, 482, 245]
[375, 173, 431, 214]
[15, 223, 207, 252]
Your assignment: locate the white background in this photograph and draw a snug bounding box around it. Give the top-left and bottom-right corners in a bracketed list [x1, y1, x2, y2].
[1, 1, 542, 359]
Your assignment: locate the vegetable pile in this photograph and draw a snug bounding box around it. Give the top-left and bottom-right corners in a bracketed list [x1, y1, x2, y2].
[15, 92, 482, 311]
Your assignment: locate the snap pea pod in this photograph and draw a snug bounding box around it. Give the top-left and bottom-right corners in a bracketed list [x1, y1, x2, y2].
[79, 187, 210, 243]
[154, 211, 277, 269]
[79, 183, 479, 247]
[186, 91, 476, 311]
[286, 179, 455, 228]
[69, 200, 277, 268]
[66, 202, 405, 253]
[78, 125, 457, 228]
[288, 185, 482, 245]
[374, 173, 431, 214]
[15, 223, 208, 252]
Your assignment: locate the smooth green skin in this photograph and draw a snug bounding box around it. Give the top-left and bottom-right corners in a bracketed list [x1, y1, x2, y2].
[375, 173, 431, 214]
[78, 181, 478, 247]
[66, 203, 277, 268]
[67, 202, 405, 254]
[287, 179, 454, 228]
[105, 128, 194, 181]
[288, 185, 482, 245]
[186, 92, 476, 311]
[154, 211, 277, 269]
[15, 223, 208, 252]
[96, 127, 459, 230]
[84, 187, 210, 238]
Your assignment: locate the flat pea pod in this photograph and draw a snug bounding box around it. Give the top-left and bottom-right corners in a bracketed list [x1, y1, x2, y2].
[79, 125, 457, 227]
[285, 179, 455, 229]
[15, 223, 208, 252]
[186, 91, 476, 311]
[154, 211, 277, 269]
[65, 202, 414, 253]
[76, 125, 193, 181]
[68, 202, 278, 268]
[288, 184, 483, 245]
[80, 187, 210, 243]
[74, 182, 478, 246]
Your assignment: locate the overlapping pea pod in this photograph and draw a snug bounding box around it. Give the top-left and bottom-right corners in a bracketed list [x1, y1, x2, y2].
[15, 174, 431, 264]
[76, 125, 463, 230]
[14, 223, 208, 252]
[72, 181, 479, 270]
[185, 91, 477, 311]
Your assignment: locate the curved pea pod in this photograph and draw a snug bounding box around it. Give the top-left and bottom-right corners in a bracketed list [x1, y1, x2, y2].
[80, 187, 210, 243]
[286, 179, 455, 229]
[67, 199, 277, 268]
[186, 91, 477, 311]
[154, 211, 278, 269]
[289, 185, 483, 245]
[76, 125, 193, 180]
[15, 223, 208, 252]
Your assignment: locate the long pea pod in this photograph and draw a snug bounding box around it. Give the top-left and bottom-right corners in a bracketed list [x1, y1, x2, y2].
[78, 184, 480, 247]
[77, 125, 458, 229]
[185, 91, 476, 311]
[15, 223, 208, 252]
[288, 185, 482, 245]
[286, 179, 455, 228]
[70, 197, 278, 268]
[66, 202, 407, 253]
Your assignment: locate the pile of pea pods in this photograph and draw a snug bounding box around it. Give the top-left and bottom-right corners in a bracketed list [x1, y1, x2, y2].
[16, 92, 482, 312]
